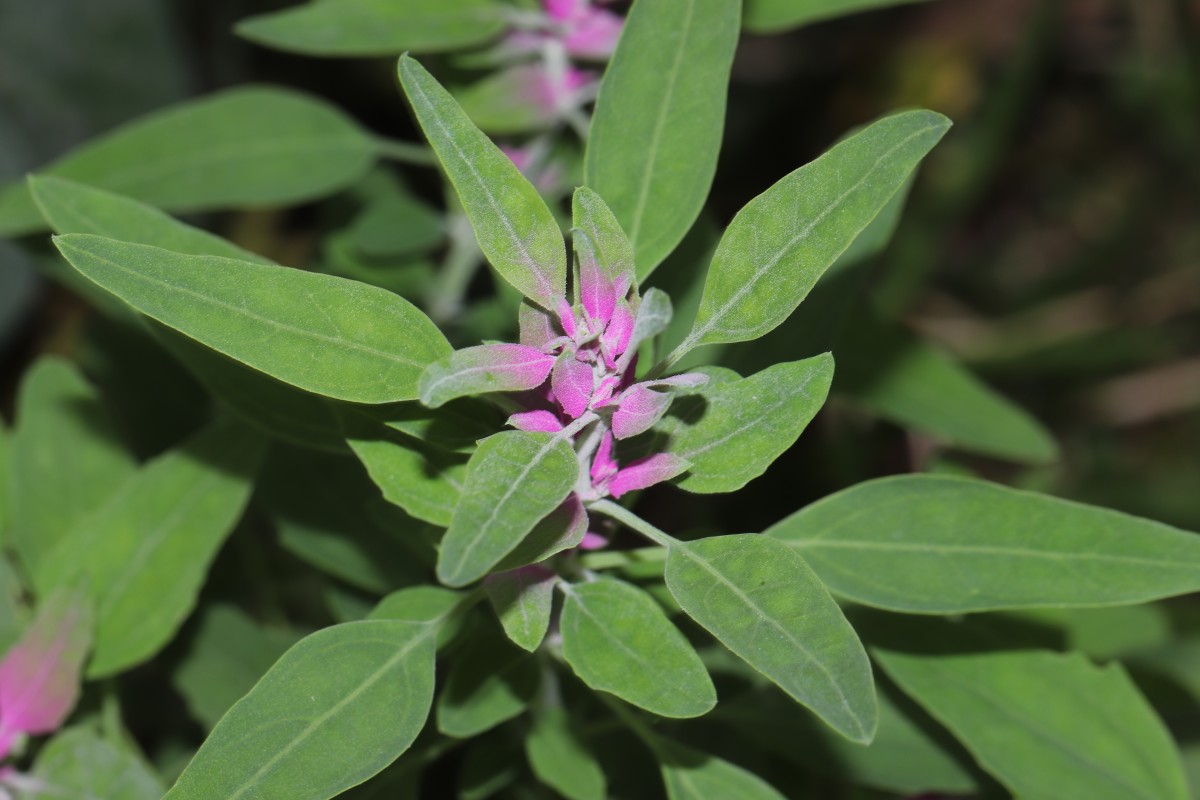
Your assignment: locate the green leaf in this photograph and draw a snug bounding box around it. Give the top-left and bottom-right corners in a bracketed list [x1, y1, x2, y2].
[659, 354, 834, 493]
[665, 534, 876, 742]
[436, 633, 539, 738]
[560, 578, 716, 718]
[164, 620, 436, 800]
[348, 174, 444, 258]
[32, 726, 165, 800]
[837, 313, 1057, 464]
[53, 234, 451, 404]
[485, 567, 557, 652]
[744, 0, 933, 32]
[875, 648, 1189, 800]
[454, 65, 561, 135]
[437, 431, 577, 588]
[526, 706, 606, 800]
[174, 605, 300, 730]
[237, 0, 505, 57]
[0, 88, 378, 236]
[768, 474, 1200, 613]
[369, 586, 465, 650]
[655, 739, 787, 800]
[585, 0, 741, 277]
[572, 186, 635, 286]
[35, 418, 264, 677]
[398, 56, 566, 310]
[342, 414, 466, 527]
[10, 356, 137, 579]
[674, 110, 950, 358]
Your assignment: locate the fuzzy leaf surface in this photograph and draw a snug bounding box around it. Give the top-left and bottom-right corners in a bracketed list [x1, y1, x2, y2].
[32, 727, 164, 800]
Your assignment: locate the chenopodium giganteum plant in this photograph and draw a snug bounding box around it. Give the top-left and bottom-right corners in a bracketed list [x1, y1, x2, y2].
[28, 24, 1200, 800]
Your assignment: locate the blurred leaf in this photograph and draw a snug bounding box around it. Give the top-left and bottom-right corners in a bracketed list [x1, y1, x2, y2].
[654, 739, 786, 800]
[0, 88, 379, 236]
[53, 234, 451, 404]
[31, 726, 164, 800]
[660, 354, 833, 493]
[769, 475, 1200, 613]
[1015, 605, 1171, 661]
[36, 418, 263, 678]
[10, 356, 136, 579]
[526, 706, 606, 800]
[164, 621, 436, 800]
[237, 0, 505, 57]
[743, 0, 932, 32]
[455, 65, 560, 135]
[437, 431, 577, 588]
[674, 111, 949, 359]
[585, 0, 741, 278]
[436, 632, 539, 738]
[399, 56, 565, 311]
[665, 534, 877, 742]
[560, 578, 716, 718]
[174, 605, 300, 730]
[348, 175, 444, 258]
[876, 648, 1189, 800]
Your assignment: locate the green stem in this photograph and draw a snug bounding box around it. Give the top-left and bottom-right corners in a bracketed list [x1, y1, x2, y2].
[587, 499, 676, 549]
[427, 213, 482, 324]
[578, 546, 667, 571]
[375, 137, 437, 166]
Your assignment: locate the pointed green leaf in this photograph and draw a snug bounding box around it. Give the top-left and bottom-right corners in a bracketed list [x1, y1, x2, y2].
[655, 739, 787, 800]
[32, 727, 165, 800]
[560, 578, 716, 718]
[768, 474, 1200, 613]
[660, 354, 833, 493]
[875, 648, 1189, 800]
[174, 605, 300, 731]
[526, 706, 606, 800]
[419, 345, 556, 409]
[398, 56, 566, 310]
[165, 620, 436, 800]
[665, 534, 876, 742]
[485, 567, 557, 652]
[744, 0, 933, 32]
[436, 633, 539, 738]
[35, 418, 264, 677]
[437, 431, 577, 587]
[10, 357, 137, 579]
[0, 88, 378, 236]
[237, 0, 505, 57]
[369, 586, 464, 649]
[585, 0, 741, 277]
[53, 234, 451, 403]
[676, 111, 950, 358]
[572, 187, 635, 287]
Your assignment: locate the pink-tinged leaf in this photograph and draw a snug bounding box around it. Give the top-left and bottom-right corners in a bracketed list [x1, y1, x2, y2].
[518, 300, 566, 353]
[578, 254, 616, 329]
[509, 409, 565, 433]
[590, 430, 619, 485]
[420, 344, 555, 408]
[591, 375, 622, 408]
[0, 589, 92, 751]
[609, 454, 690, 499]
[600, 299, 635, 367]
[611, 385, 672, 440]
[552, 353, 594, 419]
[545, 0, 624, 60]
[580, 532, 610, 550]
[557, 299, 578, 340]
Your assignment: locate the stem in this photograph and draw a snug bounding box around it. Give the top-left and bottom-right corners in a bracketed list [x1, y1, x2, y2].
[587, 499, 676, 549]
[374, 137, 437, 166]
[578, 546, 667, 571]
[427, 213, 482, 323]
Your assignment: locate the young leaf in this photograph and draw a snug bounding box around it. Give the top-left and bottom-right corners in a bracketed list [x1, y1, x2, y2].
[0, 88, 378, 236]
[485, 567, 558, 652]
[572, 187, 636, 290]
[768, 474, 1200, 613]
[659, 354, 833, 493]
[369, 587, 461, 628]
[664, 534, 877, 742]
[655, 739, 787, 800]
[495, 495, 589, 571]
[875, 648, 1189, 800]
[419, 344, 556, 408]
[237, 0, 505, 57]
[675, 110, 950, 358]
[743, 0, 933, 32]
[436, 634, 539, 738]
[584, 0, 741, 278]
[560, 578, 716, 719]
[53, 234, 451, 404]
[526, 706, 606, 800]
[9, 357, 136, 579]
[164, 620, 436, 800]
[398, 56, 566, 310]
[174, 605, 300, 731]
[437, 432, 578, 588]
[35, 418, 264, 678]
[32, 726, 165, 800]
